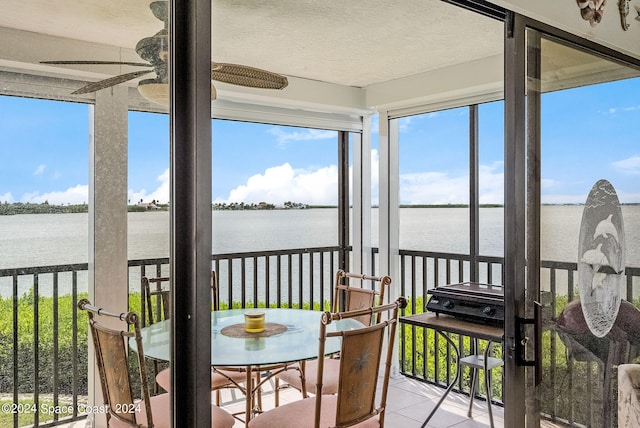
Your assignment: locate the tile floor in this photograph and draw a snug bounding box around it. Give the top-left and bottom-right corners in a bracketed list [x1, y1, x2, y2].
[57, 374, 504, 428]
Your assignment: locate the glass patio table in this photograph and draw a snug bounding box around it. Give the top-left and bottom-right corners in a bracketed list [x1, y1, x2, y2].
[137, 307, 362, 426]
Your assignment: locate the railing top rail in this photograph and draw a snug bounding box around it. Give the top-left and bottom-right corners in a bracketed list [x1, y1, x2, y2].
[398, 249, 504, 264]
[211, 245, 343, 259]
[0, 262, 89, 276]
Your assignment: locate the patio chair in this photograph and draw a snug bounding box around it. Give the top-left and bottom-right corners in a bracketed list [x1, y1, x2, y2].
[248, 296, 406, 428]
[143, 272, 252, 405]
[77, 299, 235, 428]
[274, 270, 391, 405]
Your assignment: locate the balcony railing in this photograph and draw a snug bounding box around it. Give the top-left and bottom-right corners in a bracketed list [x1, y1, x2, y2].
[1, 248, 638, 427]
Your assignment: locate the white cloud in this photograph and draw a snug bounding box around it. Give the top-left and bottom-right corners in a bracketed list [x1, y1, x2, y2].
[400, 171, 468, 204]
[603, 105, 640, 115]
[0, 192, 13, 203]
[398, 116, 413, 132]
[478, 163, 504, 204]
[398, 161, 504, 205]
[268, 127, 336, 147]
[33, 164, 46, 176]
[218, 162, 339, 206]
[612, 155, 640, 175]
[128, 168, 170, 204]
[541, 178, 557, 189]
[22, 184, 88, 205]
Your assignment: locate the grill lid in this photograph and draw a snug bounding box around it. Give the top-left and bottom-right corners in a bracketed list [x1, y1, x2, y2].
[426, 282, 504, 325]
[428, 282, 504, 302]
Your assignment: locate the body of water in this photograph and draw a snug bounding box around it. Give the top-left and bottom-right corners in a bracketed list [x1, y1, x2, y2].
[1, 206, 638, 297]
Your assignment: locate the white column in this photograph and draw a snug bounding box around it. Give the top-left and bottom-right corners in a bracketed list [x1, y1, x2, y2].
[87, 86, 129, 427]
[378, 111, 401, 374]
[351, 115, 373, 275]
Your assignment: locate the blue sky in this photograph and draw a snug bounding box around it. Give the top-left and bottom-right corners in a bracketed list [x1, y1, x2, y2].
[0, 77, 638, 206]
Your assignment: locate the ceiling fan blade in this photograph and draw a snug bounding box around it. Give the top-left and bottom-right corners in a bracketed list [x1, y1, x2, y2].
[72, 69, 154, 94]
[41, 60, 152, 67]
[211, 62, 288, 90]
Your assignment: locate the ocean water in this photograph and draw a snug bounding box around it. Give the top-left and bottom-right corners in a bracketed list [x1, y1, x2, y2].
[0, 206, 638, 297]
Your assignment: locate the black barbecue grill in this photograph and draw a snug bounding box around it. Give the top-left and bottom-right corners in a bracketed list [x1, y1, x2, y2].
[425, 282, 504, 326]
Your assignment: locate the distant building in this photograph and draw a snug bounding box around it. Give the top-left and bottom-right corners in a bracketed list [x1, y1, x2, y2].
[138, 202, 160, 210]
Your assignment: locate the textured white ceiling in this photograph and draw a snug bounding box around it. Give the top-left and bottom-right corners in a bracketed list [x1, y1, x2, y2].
[0, 0, 503, 88]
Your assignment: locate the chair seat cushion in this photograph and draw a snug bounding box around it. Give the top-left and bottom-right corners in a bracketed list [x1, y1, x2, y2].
[212, 367, 251, 388]
[277, 359, 341, 395]
[107, 392, 235, 428]
[156, 367, 247, 391]
[247, 395, 379, 428]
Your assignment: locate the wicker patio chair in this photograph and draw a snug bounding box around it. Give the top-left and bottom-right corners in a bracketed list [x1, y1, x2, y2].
[77, 299, 234, 428]
[274, 269, 391, 405]
[248, 297, 406, 428]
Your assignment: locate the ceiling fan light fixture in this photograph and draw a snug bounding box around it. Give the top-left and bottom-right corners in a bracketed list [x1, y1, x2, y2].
[137, 81, 169, 106]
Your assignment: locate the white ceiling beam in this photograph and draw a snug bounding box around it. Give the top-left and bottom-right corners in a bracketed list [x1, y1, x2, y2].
[0, 26, 141, 82]
[365, 54, 504, 115]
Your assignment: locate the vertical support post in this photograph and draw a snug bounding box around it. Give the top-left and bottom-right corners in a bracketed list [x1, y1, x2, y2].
[379, 111, 401, 374]
[350, 116, 373, 276]
[88, 86, 129, 427]
[504, 10, 527, 428]
[338, 131, 350, 272]
[526, 29, 542, 427]
[469, 104, 479, 283]
[170, 0, 212, 426]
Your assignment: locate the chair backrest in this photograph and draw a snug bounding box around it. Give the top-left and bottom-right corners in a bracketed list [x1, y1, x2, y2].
[142, 276, 171, 326]
[314, 297, 407, 428]
[142, 271, 219, 326]
[77, 299, 153, 428]
[211, 270, 220, 311]
[332, 269, 391, 326]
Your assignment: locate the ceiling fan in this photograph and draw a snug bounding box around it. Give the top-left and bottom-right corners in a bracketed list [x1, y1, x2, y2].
[41, 0, 288, 106]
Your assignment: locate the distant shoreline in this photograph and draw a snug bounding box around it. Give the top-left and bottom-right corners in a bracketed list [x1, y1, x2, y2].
[2, 201, 639, 215]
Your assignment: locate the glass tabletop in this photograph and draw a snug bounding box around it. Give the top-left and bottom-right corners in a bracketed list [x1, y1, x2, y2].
[138, 308, 361, 366]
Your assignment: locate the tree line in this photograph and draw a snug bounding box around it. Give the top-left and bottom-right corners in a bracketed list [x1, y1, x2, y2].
[0, 201, 89, 215]
[0, 201, 312, 215]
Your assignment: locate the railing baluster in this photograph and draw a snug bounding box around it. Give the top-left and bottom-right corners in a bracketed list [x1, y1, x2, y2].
[33, 273, 39, 426]
[319, 251, 325, 310]
[286, 254, 292, 308]
[308, 252, 312, 310]
[253, 256, 258, 308]
[277, 255, 282, 307]
[264, 256, 270, 307]
[298, 253, 303, 308]
[72, 270, 78, 419]
[53, 272, 59, 422]
[422, 256, 428, 300]
[240, 257, 246, 307]
[228, 258, 234, 305]
[12, 273, 18, 428]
